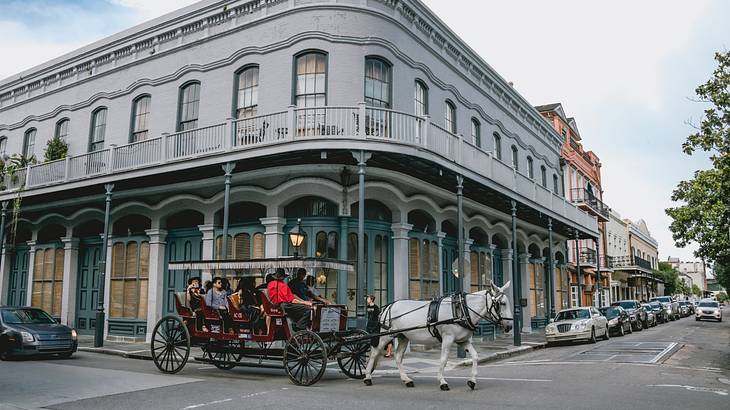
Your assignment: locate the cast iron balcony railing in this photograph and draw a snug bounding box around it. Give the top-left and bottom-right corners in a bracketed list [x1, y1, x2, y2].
[569, 187, 610, 222]
[579, 247, 597, 266]
[611, 255, 653, 271]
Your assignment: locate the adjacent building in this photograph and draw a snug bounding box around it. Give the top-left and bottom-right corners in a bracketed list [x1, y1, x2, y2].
[0, 0, 597, 341]
[611, 219, 662, 301]
[667, 257, 707, 293]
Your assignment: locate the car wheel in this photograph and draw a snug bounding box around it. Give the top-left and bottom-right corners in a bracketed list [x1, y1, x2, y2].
[695, 317, 700, 321]
[627, 323, 633, 334]
[603, 325, 610, 341]
[589, 328, 596, 344]
[643, 320, 649, 329]
[618, 324, 625, 337]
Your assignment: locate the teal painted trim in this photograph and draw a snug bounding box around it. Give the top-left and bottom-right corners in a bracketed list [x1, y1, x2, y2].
[337, 217, 348, 305]
[107, 318, 147, 337]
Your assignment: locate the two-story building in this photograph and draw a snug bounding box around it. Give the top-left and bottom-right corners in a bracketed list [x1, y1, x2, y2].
[667, 257, 706, 293]
[0, 0, 597, 341]
[611, 219, 662, 301]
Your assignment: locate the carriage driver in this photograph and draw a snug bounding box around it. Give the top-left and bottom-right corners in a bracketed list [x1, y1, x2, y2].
[267, 268, 313, 330]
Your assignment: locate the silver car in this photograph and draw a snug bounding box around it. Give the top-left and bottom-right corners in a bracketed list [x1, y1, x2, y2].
[546, 307, 610, 345]
[650, 296, 680, 321]
[695, 300, 722, 322]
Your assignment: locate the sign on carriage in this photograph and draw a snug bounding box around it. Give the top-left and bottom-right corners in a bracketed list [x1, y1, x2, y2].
[319, 306, 342, 332]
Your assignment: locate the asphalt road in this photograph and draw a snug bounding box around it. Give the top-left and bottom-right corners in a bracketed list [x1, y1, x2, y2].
[1, 308, 728, 410]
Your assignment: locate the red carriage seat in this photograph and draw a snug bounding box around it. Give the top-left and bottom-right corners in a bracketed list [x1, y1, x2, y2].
[227, 294, 252, 322]
[258, 289, 285, 317]
[174, 292, 194, 318]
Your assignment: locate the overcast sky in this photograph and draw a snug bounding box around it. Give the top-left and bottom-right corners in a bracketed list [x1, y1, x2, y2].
[1, 0, 727, 262]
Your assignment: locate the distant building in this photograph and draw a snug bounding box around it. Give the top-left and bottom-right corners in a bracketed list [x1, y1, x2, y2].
[667, 257, 707, 292]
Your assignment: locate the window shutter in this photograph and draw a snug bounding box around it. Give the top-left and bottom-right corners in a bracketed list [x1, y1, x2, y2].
[252, 233, 265, 259]
[234, 233, 251, 259]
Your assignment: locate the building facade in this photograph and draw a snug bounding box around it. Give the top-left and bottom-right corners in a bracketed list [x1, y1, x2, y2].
[536, 103, 610, 308]
[606, 209, 629, 301]
[611, 219, 661, 301]
[0, 0, 597, 341]
[667, 257, 706, 293]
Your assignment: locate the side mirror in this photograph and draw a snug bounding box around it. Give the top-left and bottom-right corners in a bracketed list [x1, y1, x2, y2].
[549, 318, 555, 323]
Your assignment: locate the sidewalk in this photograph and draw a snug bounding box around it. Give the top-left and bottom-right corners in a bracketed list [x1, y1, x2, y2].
[78, 329, 545, 371]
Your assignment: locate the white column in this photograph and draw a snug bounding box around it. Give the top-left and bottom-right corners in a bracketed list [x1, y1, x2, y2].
[519, 253, 532, 333]
[25, 240, 37, 307]
[198, 224, 216, 282]
[260, 217, 286, 258]
[145, 229, 167, 343]
[390, 223, 413, 300]
[60, 237, 80, 327]
[0, 245, 13, 305]
[437, 231, 446, 296]
[500, 249, 513, 307]
[462, 238, 474, 291]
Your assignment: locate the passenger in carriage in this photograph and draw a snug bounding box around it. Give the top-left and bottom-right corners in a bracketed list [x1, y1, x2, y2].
[268, 268, 313, 330]
[256, 273, 275, 291]
[288, 268, 310, 301]
[186, 276, 208, 332]
[206, 277, 233, 334]
[305, 275, 332, 305]
[234, 277, 264, 332]
[203, 280, 213, 295]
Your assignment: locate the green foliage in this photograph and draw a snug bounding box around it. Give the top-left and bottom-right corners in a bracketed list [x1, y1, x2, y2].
[713, 262, 730, 293]
[717, 291, 728, 302]
[656, 263, 683, 295]
[666, 51, 730, 269]
[691, 284, 701, 297]
[44, 136, 69, 162]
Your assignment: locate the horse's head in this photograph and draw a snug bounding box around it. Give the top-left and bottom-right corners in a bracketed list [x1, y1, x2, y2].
[490, 281, 513, 333]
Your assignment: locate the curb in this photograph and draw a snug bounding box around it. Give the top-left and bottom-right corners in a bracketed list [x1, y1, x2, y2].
[457, 343, 547, 367]
[78, 346, 152, 361]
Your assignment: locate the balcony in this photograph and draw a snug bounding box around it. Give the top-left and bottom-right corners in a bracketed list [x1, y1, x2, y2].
[579, 247, 597, 266]
[611, 255, 653, 271]
[0, 105, 598, 235]
[569, 187, 610, 222]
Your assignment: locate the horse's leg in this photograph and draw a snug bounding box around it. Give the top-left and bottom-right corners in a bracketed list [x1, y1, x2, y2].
[465, 337, 478, 390]
[363, 337, 389, 386]
[438, 334, 455, 391]
[394, 335, 414, 387]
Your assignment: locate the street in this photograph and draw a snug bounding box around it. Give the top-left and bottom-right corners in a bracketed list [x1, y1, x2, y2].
[1, 309, 728, 410]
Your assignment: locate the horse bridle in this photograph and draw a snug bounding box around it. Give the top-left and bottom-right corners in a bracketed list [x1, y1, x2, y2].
[466, 286, 513, 329]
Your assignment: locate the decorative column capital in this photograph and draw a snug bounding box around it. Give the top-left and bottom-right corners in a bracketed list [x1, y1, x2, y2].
[198, 224, 216, 240]
[61, 237, 80, 250]
[145, 229, 168, 244]
[518, 253, 531, 263]
[498, 249, 513, 259]
[390, 223, 413, 239]
[26, 240, 37, 251]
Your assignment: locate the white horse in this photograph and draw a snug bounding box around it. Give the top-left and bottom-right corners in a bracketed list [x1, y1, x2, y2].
[363, 281, 513, 391]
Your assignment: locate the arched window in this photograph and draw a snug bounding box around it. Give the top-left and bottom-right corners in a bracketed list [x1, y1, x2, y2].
[295, 53, 327, 108]
[23, 128, 37, 158]
[177, 81, 200, 131]
[55, 119, 69, 141]
[0, 136, 7, 156]
[493, 132, 502, 160]
[541, 165, 547, 187]
[364, 57, 392, 108]
[414, 80, 428, 116]
[130, 95, 151, 142]
[553, 174, 560, 194]
[471, 118, 481, 148]
[527, 156, 534, 179]
[511, 145, 519, 170]
[444, 100, 456, 134]
[235, 65, 259, 118]
[89, 108, 107, 151]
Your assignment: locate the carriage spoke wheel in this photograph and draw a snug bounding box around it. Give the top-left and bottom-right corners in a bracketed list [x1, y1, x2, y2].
[337, 329, 371, 379]
[205, 340, 242, 370]
[151, 315, 190, 374]
[284, 330, 327, 386]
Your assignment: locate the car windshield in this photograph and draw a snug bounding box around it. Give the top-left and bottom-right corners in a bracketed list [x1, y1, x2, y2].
[1, 309, 56, 325]
[651, 297, 671, 303]
[641, 305, 652, 311]
[698, 302, 719, 308]
[613, 301, 635, 310]
[650, 302, 661, 309]
[599, 307, 620, 318]
[555, 309, 590, 321]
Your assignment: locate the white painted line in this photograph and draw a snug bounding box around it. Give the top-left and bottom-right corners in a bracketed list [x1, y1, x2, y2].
[650, 342, 677, 364]
[412, 375, 552, 382]
[179, 389, 282, 410]
[648, 384, 728, 396]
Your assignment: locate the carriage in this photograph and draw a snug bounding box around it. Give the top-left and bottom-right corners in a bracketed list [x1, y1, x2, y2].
[150, 257, 372, 386]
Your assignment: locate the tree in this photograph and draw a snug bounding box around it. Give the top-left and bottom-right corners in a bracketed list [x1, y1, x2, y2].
[713, 262, 730, 292]
[44, 136, 68, 162]
[717, 291, 728, 303]
[691, 284, 701, 297]
[657, 262, 682, 296]
[666, 51, 730, 270]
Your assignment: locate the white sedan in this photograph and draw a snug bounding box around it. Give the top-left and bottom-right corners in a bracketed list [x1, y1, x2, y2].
[695, 300, 722, 322]
[545, 307, 610, 345]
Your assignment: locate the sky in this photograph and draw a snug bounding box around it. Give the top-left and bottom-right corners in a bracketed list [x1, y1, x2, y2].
[0, 0, 726, 262]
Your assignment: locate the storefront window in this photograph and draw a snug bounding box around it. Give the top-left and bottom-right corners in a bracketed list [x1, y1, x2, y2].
[31, 247, 64, 317]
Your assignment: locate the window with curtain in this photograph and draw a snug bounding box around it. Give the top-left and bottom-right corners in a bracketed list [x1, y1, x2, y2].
[215, 232, 265, 259]
[493, 132, 502, 160]
[89, 108, 107, 151]
[444, 100, 456, 134]
[31, 247, 64, 317]
[347, 233, 368, 317]
[236, 66, 259, 119]
[511, 145, 519, 170]
[110, 241, 149, 320]
[408, 238, 439, 300]
[529, 263, 545, 318]
[23, 128, 36, 158]
[527, 156, 534, 179]
[295, 53, 326, 108]
[541, 166, 547, 187]
[55, 119, 69, 141]
[131, 96, 151, 142]
[469, 250, 492, 292]
[553, 174, 560, 194]
[178, 82, 200, 131]
[373, 234, 389, 307]
[364, 57, 391, 108]
[414, 80, 428, 116]
[471, 118, 481, 148]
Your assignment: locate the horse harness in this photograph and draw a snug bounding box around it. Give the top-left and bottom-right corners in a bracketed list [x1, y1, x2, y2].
[425, 293, 476, 342]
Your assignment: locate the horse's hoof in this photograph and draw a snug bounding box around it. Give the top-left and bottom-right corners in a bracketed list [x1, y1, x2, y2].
[405, 381, 415, 388]
[363, 379, 372, 386]
[440, 384, 450, 391]
[467, 380, 476, 390]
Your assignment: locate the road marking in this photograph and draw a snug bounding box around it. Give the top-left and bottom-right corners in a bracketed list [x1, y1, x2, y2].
[179, 389, 281, 410]
[718, 378, 730, 385]
[648, 384, 728, 396]
[371, 374, 551, 383]
[650, 342, 678, 363]
[181, 398, 233, 409]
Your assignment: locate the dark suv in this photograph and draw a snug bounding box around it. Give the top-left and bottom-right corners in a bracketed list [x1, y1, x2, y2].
[611, 300, 647, 330]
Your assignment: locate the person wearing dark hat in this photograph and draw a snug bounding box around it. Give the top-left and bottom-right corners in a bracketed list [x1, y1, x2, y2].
[186, 277, 207, 332]
[267, 268, 313, 330]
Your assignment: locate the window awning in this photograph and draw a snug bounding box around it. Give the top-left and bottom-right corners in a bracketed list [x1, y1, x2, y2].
[167, 257, 355, 273]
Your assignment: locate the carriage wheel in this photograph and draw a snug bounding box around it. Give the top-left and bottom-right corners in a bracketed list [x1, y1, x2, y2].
[337, 329, 371, 379]
[205, 340, 242, 370]
[151, 315, 190, 374]
[284, 330, 327, 386]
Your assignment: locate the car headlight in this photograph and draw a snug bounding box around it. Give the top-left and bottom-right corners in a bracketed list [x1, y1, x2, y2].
[71, 329, 78, 340]
[574, 321, 587, 331]
[20, 331, 34, 343]
[608, 318, 618, 326]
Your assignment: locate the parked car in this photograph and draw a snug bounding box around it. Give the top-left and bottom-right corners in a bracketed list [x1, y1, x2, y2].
[611, 300, 647, 330]
[599, 306, 632, 336]
[695, 300, 722, 322]
[0, 307, 78, 360]
[641, 303, 658, 327]
[647, 301, 668, 323]
[650, 296, 680, 321]
[545, 307, 610, 345]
